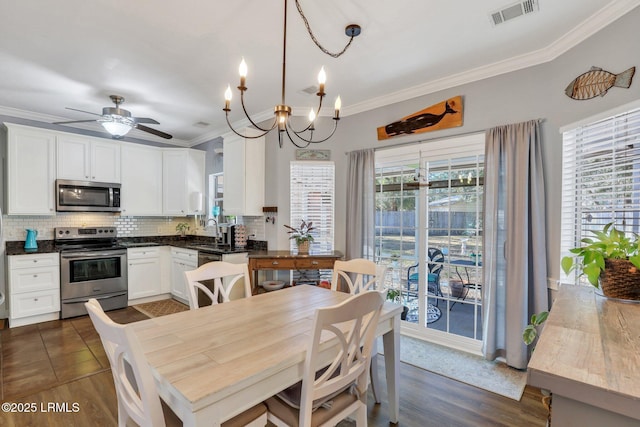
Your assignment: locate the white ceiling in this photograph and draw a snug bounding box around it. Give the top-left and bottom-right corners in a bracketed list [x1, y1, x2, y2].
[0, 0, 638, 146]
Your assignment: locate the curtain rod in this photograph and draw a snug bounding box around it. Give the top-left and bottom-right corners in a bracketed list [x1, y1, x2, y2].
[344, 118, 544, 155]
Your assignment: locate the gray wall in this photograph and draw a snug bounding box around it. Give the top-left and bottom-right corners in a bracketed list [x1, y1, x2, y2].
[262, 7, 640, 284]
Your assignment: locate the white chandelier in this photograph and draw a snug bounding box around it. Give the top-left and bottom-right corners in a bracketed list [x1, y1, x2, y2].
[223, 0, 361, 148]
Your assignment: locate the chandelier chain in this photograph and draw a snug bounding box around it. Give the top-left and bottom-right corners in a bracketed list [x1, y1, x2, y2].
[294, 0, 355, 58]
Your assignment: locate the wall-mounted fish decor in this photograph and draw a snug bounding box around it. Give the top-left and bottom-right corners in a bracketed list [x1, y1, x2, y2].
[377, 96, 463, 140]
[565, 66, 635, 100]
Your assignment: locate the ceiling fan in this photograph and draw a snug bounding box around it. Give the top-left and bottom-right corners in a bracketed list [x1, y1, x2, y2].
[53, 95, 172, 139]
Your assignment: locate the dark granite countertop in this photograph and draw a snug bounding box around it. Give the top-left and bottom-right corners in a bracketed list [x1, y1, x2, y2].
[6, 236, 267, 256]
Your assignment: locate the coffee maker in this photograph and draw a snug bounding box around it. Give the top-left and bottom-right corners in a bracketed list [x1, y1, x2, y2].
[218, 224, 236, 249]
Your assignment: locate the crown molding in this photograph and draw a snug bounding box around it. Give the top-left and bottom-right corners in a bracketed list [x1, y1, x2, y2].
[343, 0, 640, 117]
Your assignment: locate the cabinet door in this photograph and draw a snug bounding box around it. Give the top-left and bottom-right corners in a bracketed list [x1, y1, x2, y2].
[91, 139, 121, 182]
[223, 135, 246, 216]
[57, 135, 90, 180]
[6, 125, 57, 215]
[223, 133, 265, 216]
[163, 150, 188, 215]
[121, 143, 163, 215]
[128, 257, 162, 300]
[187, 149, 205, 215]
[170, 259, 190, 301]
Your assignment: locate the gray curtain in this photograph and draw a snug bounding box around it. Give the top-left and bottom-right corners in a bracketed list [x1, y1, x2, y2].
[346, 149, 375, 260]
[482, 120, 548, 370]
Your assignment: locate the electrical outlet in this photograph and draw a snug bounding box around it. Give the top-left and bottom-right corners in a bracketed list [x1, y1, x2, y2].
[157, 226, 163, 234]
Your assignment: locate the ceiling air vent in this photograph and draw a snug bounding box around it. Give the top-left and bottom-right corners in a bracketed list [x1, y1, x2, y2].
[490, 0, 539, 26]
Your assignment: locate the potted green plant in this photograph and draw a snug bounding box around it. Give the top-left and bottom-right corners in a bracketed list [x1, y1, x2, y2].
[561, 222, 640, 300]
[386, 288, 409, 321]
[284, 220, 315, 254]
[176, 222, 190, 238]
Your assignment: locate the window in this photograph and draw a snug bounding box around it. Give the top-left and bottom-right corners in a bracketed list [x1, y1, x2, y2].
[290, 161, 335, 252]
[560, 105, 640, 284]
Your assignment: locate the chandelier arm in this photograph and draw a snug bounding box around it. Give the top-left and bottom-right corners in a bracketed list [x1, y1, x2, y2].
[284, 125, 311, 149]
[237, 91, 277, 132]
[286, 118, 338, 145]
[294, 0, 356, 58]
[285, 96, 325, 134]
[225, 112, 274, 139]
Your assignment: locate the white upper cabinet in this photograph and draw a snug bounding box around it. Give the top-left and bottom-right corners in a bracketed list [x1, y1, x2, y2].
[5, 123, 57, 215]
[223, 130, 265, 216]
[57, 134, 121, 183]
[120, 142, 163, 216]
[162, 149, 205, 216]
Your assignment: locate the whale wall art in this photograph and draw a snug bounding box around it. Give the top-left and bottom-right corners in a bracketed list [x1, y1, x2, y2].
[377, 96, 463, 141]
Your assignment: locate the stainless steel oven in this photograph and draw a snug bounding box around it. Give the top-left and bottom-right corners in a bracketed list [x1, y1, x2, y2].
[56, 227, 127, 319]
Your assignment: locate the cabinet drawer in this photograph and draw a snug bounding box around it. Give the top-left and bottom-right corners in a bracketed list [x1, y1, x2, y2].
[127, 247, 161, 259]
[170, 248, 197, 262]
[9, 253, 59, 269]
[252, 258, 297, 270]
[294, 259, 336, 270]
[10, 289, 60, 319]
[10, 267, 59, 294]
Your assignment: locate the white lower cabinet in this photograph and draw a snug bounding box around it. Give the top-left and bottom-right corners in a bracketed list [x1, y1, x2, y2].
[170, 248, 197, 303]
[127, 247, 163, 302]
[8, 253, 60, 328]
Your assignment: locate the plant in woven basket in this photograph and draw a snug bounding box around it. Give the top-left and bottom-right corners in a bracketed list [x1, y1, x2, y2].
[283, 220, 315, 245]
[561, 222, 640, 299]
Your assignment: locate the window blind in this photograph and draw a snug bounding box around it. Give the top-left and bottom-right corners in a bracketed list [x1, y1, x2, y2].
[290, 161, 335, 252]
[560, 107, 640, 284]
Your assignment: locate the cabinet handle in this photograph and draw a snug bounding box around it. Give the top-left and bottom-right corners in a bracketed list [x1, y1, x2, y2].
[33, 274, 38, 278]
[85, 176, 89, 179]
[272, 261, 279, 265]
[34, 298, 38, 302]
[92, 176, 95, 179]
[33, 260, 38, 263]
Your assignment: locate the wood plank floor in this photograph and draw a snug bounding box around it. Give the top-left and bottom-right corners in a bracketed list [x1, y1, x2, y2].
[0, 307, 548, 426]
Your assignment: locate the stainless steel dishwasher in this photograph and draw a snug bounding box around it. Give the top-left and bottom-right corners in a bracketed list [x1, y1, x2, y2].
[196, 251, 222, 306]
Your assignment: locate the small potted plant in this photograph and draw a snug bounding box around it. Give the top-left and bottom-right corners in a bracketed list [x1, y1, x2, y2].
[561, 222, 640, 300]
[386, 288, 409, 321]
[176, 222, 190, 238]
[284, 220, 315, 254]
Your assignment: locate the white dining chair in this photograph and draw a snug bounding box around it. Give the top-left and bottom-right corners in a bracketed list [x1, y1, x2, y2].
[85, 298, 267, 427]
[184, 261, 252, 310]
[265, 291, 384, 427]
[330, 258, 387, 403]
[331, 259, 387, 295]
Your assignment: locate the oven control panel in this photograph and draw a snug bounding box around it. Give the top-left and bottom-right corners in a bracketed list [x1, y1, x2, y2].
[55, 227, 118, 240]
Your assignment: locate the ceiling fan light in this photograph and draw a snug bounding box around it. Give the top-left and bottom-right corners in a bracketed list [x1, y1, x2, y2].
[101, 120, 132, 137]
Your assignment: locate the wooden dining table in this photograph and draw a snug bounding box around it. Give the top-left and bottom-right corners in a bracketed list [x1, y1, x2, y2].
[128, 285, 403, 427]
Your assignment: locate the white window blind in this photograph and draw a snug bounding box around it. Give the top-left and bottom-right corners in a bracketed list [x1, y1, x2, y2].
[290, 161, 335, 252]
[560, 106, 640, 284]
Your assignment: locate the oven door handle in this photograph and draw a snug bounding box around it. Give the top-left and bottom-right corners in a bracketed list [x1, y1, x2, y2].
[61, 251, 126, 259]
[62, 292, 127, 304]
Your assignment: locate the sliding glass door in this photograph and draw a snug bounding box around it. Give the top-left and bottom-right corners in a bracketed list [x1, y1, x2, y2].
[375, 134, 484, 351]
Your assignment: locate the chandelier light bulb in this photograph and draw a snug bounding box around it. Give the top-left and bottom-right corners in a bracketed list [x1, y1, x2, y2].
[334, 96, 342, 119]
[224, 85, 232, 110]
[317, 67, 326, 95]
[239, 58, 247, 88]
[308, 109, 316, 122]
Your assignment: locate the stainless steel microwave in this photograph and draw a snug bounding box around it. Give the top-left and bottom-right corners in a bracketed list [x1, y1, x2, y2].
[56, 179, 121, 212]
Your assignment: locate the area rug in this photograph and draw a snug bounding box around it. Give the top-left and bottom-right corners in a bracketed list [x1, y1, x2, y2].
[133, 298, 189, 318]
[396, 335, 527, 401]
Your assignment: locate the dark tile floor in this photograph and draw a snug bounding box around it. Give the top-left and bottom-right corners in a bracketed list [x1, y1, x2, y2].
[0, 307, 148, 401]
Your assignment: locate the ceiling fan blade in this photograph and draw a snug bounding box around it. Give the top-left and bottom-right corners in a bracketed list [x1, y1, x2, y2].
[134, 117, 160, 125]
[53, 119, 99, 125]
[136, 124, 173, 139]
[65, 107, 103, 117]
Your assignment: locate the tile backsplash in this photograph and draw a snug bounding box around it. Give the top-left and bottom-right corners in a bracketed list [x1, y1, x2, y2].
[3, 213, 266, 242]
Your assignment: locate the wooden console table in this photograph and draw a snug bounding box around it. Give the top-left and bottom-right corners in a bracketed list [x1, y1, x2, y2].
[247, 250, 343, 290]
[527, 285, 640, 426]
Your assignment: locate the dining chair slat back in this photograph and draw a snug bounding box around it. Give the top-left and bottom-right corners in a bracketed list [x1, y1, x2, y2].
[85, 298, 167, 427]
[330, 259, 387, 294]
[184, 261, 252, 310]
[266, 291, 385, 427]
